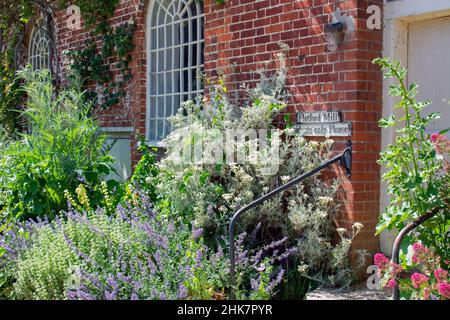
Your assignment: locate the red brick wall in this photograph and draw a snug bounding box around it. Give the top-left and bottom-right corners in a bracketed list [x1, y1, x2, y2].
[203, 0, 383, 260]
[54, 0, 147, 164]
[54, 0, 383, 259]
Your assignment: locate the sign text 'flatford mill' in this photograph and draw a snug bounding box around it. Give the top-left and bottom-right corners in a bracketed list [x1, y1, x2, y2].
[294, 111, 352, 137]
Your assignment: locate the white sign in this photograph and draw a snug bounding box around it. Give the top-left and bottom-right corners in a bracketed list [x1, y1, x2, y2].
[297, 111, 341, 123]
[295, 122, 352, 137]
[295, 111, 352, 137]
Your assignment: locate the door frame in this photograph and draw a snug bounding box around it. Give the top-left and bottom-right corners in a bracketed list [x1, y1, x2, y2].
[380, 0, 450, 254]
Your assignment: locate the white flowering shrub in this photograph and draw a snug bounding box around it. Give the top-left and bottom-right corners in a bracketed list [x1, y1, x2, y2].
[146, 52, 362, 293]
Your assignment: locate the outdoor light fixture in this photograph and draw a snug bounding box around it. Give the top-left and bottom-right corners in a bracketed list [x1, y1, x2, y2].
[325, 8, 355, 52]
[228, 140, 353, 298]
[324, 21, 345, 33]
[324, 21, 344, 52]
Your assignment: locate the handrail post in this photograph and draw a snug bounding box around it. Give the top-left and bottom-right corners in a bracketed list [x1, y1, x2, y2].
[228, 140, 352, 299]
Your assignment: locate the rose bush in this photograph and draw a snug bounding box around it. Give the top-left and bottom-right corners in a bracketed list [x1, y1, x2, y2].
[374, 242, 449, 300]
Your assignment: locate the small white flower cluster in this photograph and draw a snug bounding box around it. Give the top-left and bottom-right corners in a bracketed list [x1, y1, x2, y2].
[152, 51, 360, 288]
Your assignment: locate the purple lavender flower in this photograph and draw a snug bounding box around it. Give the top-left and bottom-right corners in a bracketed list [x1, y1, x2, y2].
[276, 247, 298, 262]
[192, 227, 203, 241]
[178, 284, 188, 299]
[72, 288, 97, 300]
[154, 250, 162, 267]
[195, 249, 203, 268]
[236, 250, 248, 264]
[104, 290, 117, 300]
[147, 258, 157, 273]
[266, 269, 285, 293]
[216, 245, 224, 259]
[250, 277, 261, 291]
[255, 263, 266, 272]
[264, 237, 288, 251]
[251, 249, 264, 265]
[156, 235, 169, 249]
[107, 277, 118, 290]
[131, 292, 139, 300]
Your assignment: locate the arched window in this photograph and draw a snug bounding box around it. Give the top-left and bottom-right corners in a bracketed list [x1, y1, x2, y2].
[29, 26, 52, 71]
[147, 0, 205, 143]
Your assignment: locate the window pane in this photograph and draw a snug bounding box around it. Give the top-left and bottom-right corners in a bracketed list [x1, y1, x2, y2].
[29, 26, 51, 71]
[147, 0, 204, 142]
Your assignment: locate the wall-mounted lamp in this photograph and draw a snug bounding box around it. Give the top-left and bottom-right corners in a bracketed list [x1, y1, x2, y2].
[324, 9, 355, 52]
[324, 22, 344, 52]
[324, 22, 345, 33]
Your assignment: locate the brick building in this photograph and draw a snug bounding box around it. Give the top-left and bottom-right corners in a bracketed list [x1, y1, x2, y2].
[24, 0, 450, 258]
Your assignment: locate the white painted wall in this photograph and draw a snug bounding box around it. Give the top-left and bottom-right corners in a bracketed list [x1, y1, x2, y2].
[381, 0, 450, 255]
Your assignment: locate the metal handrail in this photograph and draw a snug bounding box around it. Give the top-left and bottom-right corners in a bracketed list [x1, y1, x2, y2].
[391, 209, 441, 300]
[228, 140, 353, 298]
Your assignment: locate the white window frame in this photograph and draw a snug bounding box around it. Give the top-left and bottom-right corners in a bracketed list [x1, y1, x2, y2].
[29, 25, 52, 71]
[146, 0, 205, 145]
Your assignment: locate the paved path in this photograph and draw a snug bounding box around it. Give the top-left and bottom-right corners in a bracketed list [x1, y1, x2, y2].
[306, 283, 392, 300]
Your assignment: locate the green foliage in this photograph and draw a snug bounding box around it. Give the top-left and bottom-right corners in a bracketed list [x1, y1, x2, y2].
[59, 0, 135, 109]
[65, 21, 135, 109]
[374, 57, 450, 260]
[130, 136, 160, 203]
[3, 193, 229, 300]
[1, 0, 134, 125]
[0, 0, 34, 136]
[141, 52, 359, 294]
[0, 68, 115, 223]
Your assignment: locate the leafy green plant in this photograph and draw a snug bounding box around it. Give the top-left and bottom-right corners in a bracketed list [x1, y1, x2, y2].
[140, 51, 360, 296]
[0, 68, 115, 223]
[374, 57, 450, 260]
[1, 191, 230, 300]
[0, 0, 34, 137]
[130, 135, 160, 204]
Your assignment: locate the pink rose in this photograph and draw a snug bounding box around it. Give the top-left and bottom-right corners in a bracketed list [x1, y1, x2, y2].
[438, 282, 450, 299]
[434, 268, 449, 283]
[422, 287, 431, 300]
[374, 253, 390, 270]
[430, 133, 440, 143]
[411, 272, 429, 289]
[390, 261, 403, 276]
[411, 242, 430, 264]
[430, 133, 450, 154]
[412, 242, 425, 252]
[387, 279, 397, 289]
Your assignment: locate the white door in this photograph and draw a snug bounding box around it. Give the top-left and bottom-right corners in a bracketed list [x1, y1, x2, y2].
[408, 16, 450, 135]
[381, 1, 450, 255]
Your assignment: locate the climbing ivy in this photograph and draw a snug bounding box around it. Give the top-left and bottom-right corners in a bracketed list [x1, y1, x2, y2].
[0, 0, 35, 136]
[65, 20, 135, 109]
[59, 0, 120, 31]
[59, 0, 135, 109]
[1, 0, 135, 134]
